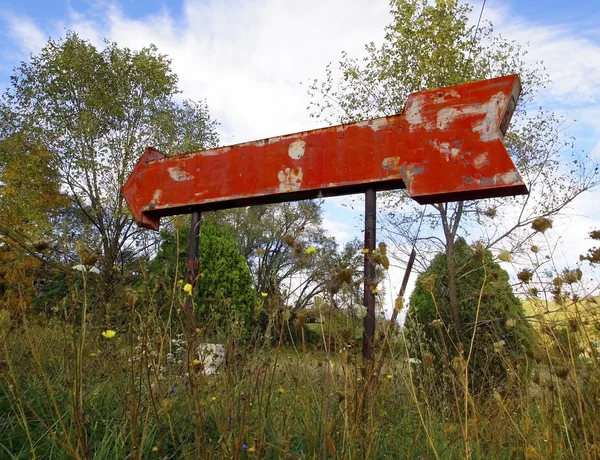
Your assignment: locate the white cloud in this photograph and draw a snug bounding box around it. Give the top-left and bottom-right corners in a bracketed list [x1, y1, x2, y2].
[60, 0, 391, 145]
[2, 14, 47, 55]
[322, 218, 353, 245]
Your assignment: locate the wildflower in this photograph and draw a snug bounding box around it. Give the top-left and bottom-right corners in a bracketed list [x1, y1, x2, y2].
[371, 249, 377, 254]
[211, 396, 217, 401]
[241, 443, 248, 450]
[152, 446, 158, 452]
[305, 246, 317, 255]
[177, 279, 184, 286]
[101, 330, 116, 339]
[386, 374, 393, 380]
[89, 352, 97, 357]
[183, 283, 193, 295]
[277, 387, 286, 394]
[362, 248, 369, 254]
[191, 359, 201, 366]
[493, 340, 505, 353]
[199, 272, 205, 278]
[261, 292, 268, 298]
[248, 446, 256, 453]
[372, 288, 379, 295]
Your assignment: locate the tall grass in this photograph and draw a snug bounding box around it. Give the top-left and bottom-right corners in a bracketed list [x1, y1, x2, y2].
[1, 239, 600, 458]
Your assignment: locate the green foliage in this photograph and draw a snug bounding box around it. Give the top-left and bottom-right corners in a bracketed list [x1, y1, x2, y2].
[150, 218, 257, 330]
[407, 238, 533, 394]
[309, 0, 543, 124]
[0, 32, 219, 303]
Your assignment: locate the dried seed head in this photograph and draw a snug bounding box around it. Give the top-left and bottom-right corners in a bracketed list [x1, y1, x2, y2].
[531, 217, 552, 233]
[562, 268, 582, 284]
[483, 207, 497, 218]
[498, 250, 512, 262]
[394, 295, 404, 311]
[420, 274, 436, 293]
[283, 234, 295, 247]
[531, 245, 539, 253]
[517, 269, 533, 283]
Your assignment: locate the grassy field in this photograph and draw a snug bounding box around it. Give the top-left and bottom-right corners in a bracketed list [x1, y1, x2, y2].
[1, 280, 600, 458]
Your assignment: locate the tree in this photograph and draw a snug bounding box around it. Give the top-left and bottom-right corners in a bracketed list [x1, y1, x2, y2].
[214, 201, 362, 311]
[0, 134, 67, 312]
[308, 0, 598, 340]
[0, 32, 219, 319]
[149, 217, 257, 331]
[406, 238, 533, 394]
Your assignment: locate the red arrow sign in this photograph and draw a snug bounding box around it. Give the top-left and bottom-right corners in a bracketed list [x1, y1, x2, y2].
[123, 75, 527, 231]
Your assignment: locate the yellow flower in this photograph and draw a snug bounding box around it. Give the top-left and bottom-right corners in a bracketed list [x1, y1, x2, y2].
[183, 283, 193, 295]
[277, 387, 286, 395]
[386, 374, 393, 380]
[177, 279, 184, 286]
[89, 352, 97, 357]
[371, 249, 377, 254]
[372, 288, 379, 295]
[261, 292, 268, 298]
[152, 446, 158, 452]
[199, 272, 205, 278]
[362, 248, 369, 254]
[305, 246, 317, 255]
[248, 446, 256, 453]
[101, 330, 116, 339]
[195, 328, 201, 335]
[211, 396, 217, 401]
[191, 359, 201, 366]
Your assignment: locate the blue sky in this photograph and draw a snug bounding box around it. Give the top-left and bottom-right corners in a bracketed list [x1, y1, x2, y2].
[1, 0, 599, 310]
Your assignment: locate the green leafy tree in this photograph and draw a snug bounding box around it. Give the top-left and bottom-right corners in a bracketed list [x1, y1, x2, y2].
[0, 134, 67, 312]
[0, 32, 219, 319]
[309, 0, 597, 340]
[407, 238, 533, 394]
[150, 218, 257, 330]
[215, 201, 362, 311]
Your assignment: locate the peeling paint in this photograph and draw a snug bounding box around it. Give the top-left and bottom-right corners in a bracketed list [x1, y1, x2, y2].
[357, 117, 389, 131]
[431, 89, 461, 104]
[168, 166, 194, 182]
[405, 95, 425, 130]
[381, 156, 401, 170]
[498, 171, 520, 184]
[431, 140, 461, 161]
[436, 92, 507, 142]
[473, 152, 489, 169]
[152, 189, 162, 204]
[277, 167, 303, 192]
[288, 139, 306, 160]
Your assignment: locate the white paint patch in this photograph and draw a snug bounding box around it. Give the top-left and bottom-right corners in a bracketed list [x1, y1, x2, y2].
[288, 139, 306, 160]
[277, 167, 303, 192]
[436, 92, 508, 142]
[473, 152, 489, 169]
[168, 166, 194, 181]
[498, 171, 521, 184]
[405, 94, 425, 130]
[152, 189, 162, 203]
[431, 140, 461, 161]
[356, 117, 389, 131]
[432, 89, 461, 104]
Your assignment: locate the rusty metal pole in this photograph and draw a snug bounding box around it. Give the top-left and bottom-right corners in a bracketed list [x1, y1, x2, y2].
[184, 210, 201, 328]
[363, 188, 376, 360]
